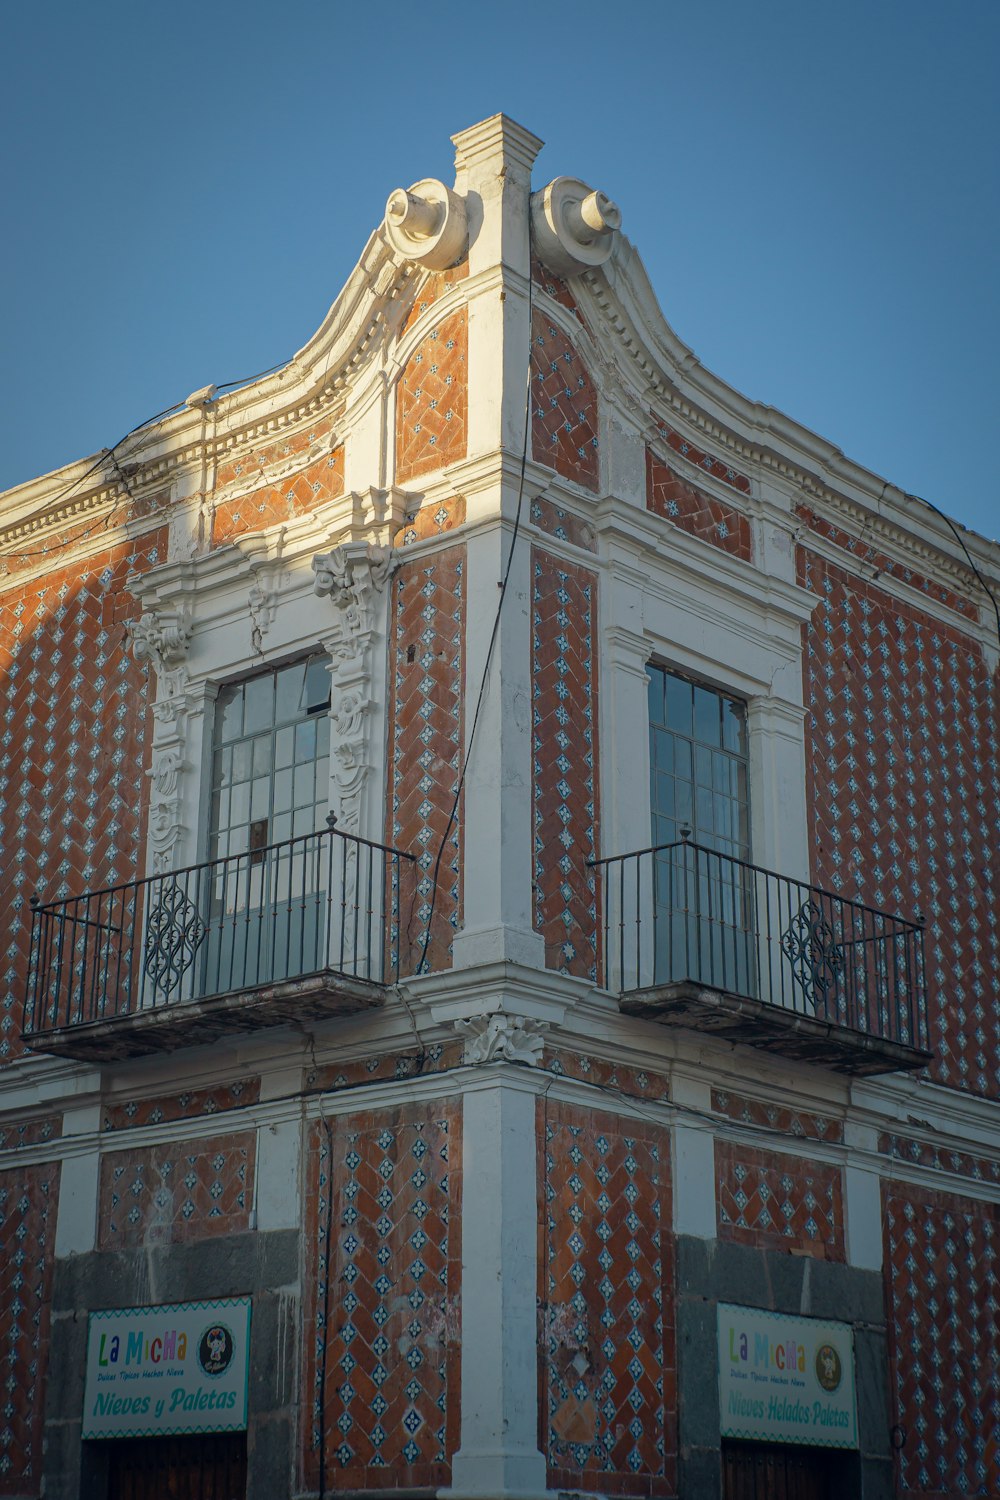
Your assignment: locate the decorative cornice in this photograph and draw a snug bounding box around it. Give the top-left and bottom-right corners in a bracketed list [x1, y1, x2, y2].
[456, 1012, 549, 1065]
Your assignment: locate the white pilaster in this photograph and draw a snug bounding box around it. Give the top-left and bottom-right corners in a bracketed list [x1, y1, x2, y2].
[448, 1073, 547, 1498]
[843, 1120, 883, 1272]
[671, 1072, 718, 1240]
[54, 1101, 102, 1257]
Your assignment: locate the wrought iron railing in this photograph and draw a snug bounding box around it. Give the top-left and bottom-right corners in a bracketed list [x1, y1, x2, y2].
[590, 836, 927, 1051]
[24, 821, 416, 1037]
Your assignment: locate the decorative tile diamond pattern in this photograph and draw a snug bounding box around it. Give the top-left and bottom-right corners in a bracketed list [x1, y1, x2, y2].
[798, 545, 1000, 1095]
[879, 1133, 1000, 1188]
[307, 1043, 462, 1094]
[646, 448, 752, 561]
[530, 497, 597, 553]
[540, 1102, 676, 1496]
[304, 1106, 461, 1491]
[715, 1141, 845, 1261]
[883, 1182, 1000, 1498]
[0, 1115, 61, 1151]
[0, 531, 164, 1063]
[396, 310, 468, 484]
[712, 1090, 843, 1145]
[650, 421, 752, 497]
[0, 1162, 59, 1493]
[402, 264, 468, 335]
[531, 311, 599, 492]
[97, 1132, 254, 1248]
[387, 549, 464, 974]
[531, 257, 587, 324]
[544, 1048, 669, 1102]
[212, 442, 344, 546]
[102, 1078, 260, 1133]
[531, 548, 600, 979]
[394, 496, 466, 549]
[799, 505, 977, 622]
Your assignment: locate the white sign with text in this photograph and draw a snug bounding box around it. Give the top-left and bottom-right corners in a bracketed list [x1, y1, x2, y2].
[717, 1303, 857, 1449]
[82, 1298, 251, 1439]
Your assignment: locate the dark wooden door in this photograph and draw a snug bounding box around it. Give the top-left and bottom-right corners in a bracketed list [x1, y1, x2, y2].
[107, 1433, 247, 1500]
[722, 1440, 844, 1500]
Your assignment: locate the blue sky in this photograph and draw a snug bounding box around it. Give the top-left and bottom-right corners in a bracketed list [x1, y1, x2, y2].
[2, 1, 997, 541]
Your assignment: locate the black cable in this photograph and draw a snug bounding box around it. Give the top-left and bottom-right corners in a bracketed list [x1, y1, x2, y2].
[413, 266, 535, 975]
[905, 491, 1000, 649]
[4, 355, 295, 565]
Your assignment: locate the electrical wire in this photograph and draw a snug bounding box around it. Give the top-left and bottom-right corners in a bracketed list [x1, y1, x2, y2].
[905, 490, 1000, 649]
[2, 354, 294, 566]
[413, 266, 535, 975]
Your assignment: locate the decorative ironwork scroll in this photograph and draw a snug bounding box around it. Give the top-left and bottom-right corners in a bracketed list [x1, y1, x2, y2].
[144, 882, 206, 993]
[781, 898, 844, 1008]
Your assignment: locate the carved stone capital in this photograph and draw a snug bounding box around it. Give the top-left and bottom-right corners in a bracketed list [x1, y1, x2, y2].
[384, 178, 469, 270]
[456, 1013, 549, 1066]
[128, 607, 191, 677]
[531, 176, 621, 277]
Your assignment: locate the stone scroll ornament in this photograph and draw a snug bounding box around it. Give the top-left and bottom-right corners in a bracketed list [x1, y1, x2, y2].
[312, 543, 394, 833]
[383, 177, 469, 270]
[127, 608, 192, 874]
[530, 175, 621, 277]
[456, 1013, 549, 1066]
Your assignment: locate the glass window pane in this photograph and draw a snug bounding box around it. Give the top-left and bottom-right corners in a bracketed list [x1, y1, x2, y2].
[664, 674, 691, 734]
[696, 784, 714, 835]
[653, 729, 673, 772]
[243, 673, 273, 736]
[250, 778, 270, 821]
[275, 661, 306, 725]
[273, 767, 294, 815]
[230, 782, 249, 826]
[275, 726, 295, 769]
[723, 699, 746, 754]
[231, 740, 252, 784]
[674, 738, 692, 782]
[293, 764, 316, 807]
[696, 745, 713, 787]
[271, 811, 292, 845]
[714, 754, 730, 793]
[655, 773, 674, 816]
[295, 719, 317, 763]
[675, 778, 692, 822]
[303, 657, 331, 713]
[216, 687, 243, 743]
[315, 716, 330, 755]
[252, 735, 272, 778]
[694, 685, 720, 747]
[293, 807, 316, 839]
[213, 746, 231, 789]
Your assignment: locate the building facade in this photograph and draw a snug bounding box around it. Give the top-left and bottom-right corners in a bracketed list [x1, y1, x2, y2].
[1, 115, 998, 1500]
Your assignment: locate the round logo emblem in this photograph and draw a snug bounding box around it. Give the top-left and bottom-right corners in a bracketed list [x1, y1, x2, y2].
[198, 1323, 235, 1378]
[815, 1342, 842, 1392]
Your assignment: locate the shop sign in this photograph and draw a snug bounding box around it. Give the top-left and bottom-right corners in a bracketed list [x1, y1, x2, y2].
[82, 1298, 251, 1440]
[717, 1303, 857, 1449]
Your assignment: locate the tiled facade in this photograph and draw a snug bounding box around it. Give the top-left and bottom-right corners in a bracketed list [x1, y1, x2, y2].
[0, 530, 164, 1062]
[102, 1077, 261, 1132]
[96, 1131, 255, 1248]
[211, 443, 344, 546]
[531, 547, 600, 979]
[711, 1089, 844, 1145]
[0, 1161, 59, 1495]
[395, 495, 466, 549]
[883, 1181, 1000, 1498]
[650, 421, 752, 498]
[799, 544, 1000, 1097]
[387, 546, 465, 973]
[715, 1140, 846, 1261]
[544, 1048, 670, 1103]
[531, 311, 600, 493]
[879, 1131, 1000, 1187]
[395, 310, 468, 484]
[646, 447, 753, 561]
[539, 1102, 676, 1497]
[530, 496, 597, 553]
[303, 1104, 462, 1491]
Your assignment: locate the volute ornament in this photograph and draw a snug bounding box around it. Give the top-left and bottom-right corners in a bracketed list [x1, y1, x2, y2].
[531, 175, 621, 277]
[384, 178, 469, 270]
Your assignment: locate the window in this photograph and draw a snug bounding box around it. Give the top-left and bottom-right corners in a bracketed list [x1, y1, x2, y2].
[204, 653, 333, 992]
[648, 667, 753, 991]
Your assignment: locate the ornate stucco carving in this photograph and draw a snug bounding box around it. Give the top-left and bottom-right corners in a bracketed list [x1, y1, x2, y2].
[384, 178, 469, 270]
[128, 607, 193, 873]
[531, 176, 621, 277]
[312, 543, 394, 831]
[456, 1013, 549, 1066]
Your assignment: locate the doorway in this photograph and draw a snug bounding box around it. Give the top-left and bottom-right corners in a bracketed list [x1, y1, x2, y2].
[106, 1432, 247, 1500]
[721, 1439, 852, 1500]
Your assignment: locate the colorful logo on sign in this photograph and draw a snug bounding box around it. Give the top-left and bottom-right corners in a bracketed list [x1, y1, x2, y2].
[198, 1324, 235, 1378]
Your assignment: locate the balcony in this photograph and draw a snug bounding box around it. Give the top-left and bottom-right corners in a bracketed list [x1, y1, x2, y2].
[591, 837, 931, 1076]
[23, 822, 416, 1063]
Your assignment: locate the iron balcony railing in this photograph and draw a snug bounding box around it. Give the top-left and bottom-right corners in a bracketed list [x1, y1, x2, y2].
[24, 820, 416, 1037]
[590, 836, 928, 1052]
